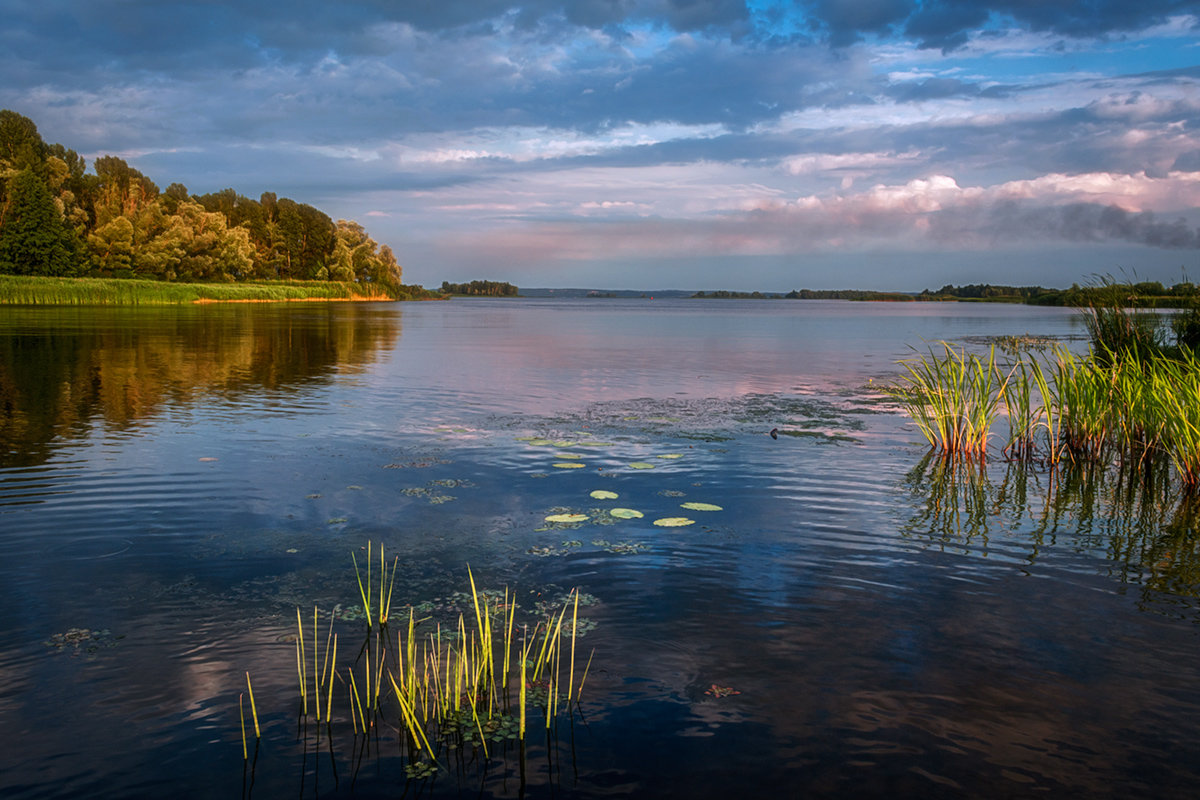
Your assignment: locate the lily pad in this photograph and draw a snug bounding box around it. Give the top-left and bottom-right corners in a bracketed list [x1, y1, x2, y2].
[628, 462, 656, 470]
[552, 462, 586, 469]
[681, 502, 723, 512]
[653, 517, 695, 527]
[555, 452, 584, 459]
[545, 513, 590, 523]
[590, 490, 619, 500]
[657, 453, 684, 459]
[610, 508, 644, 519]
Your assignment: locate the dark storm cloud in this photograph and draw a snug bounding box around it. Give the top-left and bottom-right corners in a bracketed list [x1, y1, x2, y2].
[930, 201, 1200, 250]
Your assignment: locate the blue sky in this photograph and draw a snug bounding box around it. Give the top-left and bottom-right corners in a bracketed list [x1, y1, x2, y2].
[3, 1, 1199, 290]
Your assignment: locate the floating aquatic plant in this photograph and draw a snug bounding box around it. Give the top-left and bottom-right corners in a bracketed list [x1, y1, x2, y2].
[552, 462, 586, 469]
[592, 540, 650, 554]
[680, 502, 722, 512]
[44, 628, 122, 658]
[653, 517, 695, 527]
[657, 453, 683, 459]
[590, 490, 619, 500]
[628, 462, 656, 470]
[545, 513, 589, 523]
[609, 508, 644, 519]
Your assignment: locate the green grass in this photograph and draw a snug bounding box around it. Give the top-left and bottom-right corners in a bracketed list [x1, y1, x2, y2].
[0, 275, 405, 305]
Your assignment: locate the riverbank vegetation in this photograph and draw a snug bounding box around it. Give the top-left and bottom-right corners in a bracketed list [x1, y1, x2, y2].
[889, 281, 1200, 490]
[0, 274, 441, 305]
[0, 109, 408, 296]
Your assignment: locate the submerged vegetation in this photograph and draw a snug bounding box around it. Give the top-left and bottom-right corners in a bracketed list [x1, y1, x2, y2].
[889, 280, 1200, 490]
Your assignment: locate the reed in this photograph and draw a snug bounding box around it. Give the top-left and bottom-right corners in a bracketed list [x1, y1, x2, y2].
[891, 344, 1006, 457]
[245, 672, 260, 739]
[892, 340, 1200, 492]
[236, 551, 592, 773]
[999, 356, 1039, 460]
[239, 694, 248, 760]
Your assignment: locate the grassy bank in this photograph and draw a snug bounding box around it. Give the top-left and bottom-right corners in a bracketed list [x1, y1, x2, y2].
[0, 275, 429, 305]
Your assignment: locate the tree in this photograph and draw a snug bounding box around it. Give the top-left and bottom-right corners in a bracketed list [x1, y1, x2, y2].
[0, 168, 78, 275]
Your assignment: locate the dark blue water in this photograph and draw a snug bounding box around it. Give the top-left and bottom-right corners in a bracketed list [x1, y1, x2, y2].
[2, 299, 1198, 799]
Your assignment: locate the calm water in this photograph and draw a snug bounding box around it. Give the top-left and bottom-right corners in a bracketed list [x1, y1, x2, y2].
[2, 299, 1198, 799]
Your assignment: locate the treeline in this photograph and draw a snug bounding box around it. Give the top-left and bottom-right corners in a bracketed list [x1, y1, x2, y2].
[693, 289, 915, 301]
[440, 280, 518, 296]
[0, 110, 404, 291]
[921, 281, 1200, 307]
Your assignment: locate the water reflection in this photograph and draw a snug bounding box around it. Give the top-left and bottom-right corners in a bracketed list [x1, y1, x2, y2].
[902, 453, 1200, 606]
[0, 304, 400, 468]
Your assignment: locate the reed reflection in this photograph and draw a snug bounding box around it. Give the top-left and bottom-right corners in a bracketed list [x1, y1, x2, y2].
[902, 452, 1200, 604]
[0, 304, 400, 467]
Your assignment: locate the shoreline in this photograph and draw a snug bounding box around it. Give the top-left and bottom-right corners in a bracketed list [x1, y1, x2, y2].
[191, 294, 397, 304]
[0, 275, 443, 305]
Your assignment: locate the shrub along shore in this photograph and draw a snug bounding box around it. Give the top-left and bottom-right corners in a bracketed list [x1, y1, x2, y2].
[0, 275, 442, 305]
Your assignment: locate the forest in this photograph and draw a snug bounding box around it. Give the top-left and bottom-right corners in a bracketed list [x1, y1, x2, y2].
[0, 110, 402, 290]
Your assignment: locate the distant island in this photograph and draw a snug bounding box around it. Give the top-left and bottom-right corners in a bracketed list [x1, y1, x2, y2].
[0, 109, 434, 302]
[440, 280, 519, 297]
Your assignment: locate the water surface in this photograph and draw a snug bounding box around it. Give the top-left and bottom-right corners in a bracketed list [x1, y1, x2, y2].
[2, 299, 1198, 799]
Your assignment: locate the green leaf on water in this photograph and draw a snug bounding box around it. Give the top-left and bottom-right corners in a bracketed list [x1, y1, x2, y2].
[555, 452, 584, 459]
[590, 490, 619, 499]
[657, 453, 683, 459]
[610, 508, 644, 519]
[653, 517, 695, 527]
[552, 462, 586, 469]
[545, 513, 589, 523]
[628, 462, 656, 470]
[681, 502, 723, 511]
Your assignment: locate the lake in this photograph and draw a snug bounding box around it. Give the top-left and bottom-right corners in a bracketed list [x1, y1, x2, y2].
[2, 298, 1199, 799]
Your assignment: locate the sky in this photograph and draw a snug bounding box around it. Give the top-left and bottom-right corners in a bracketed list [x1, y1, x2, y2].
[3, 1, 1200, 291]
